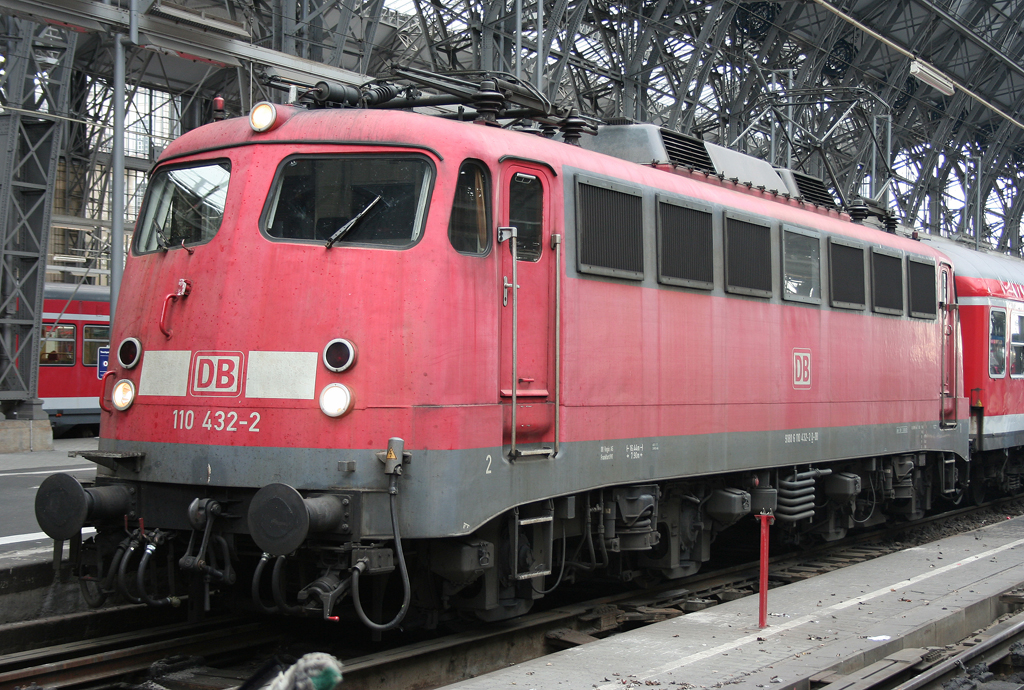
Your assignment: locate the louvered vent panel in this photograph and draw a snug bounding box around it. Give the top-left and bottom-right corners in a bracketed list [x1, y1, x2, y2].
[908, 260, 937, 318]
[791, 171, 838, 208]
[659, 129, 715, 173]
[659, 203, 713, 288]
[830, 242, 865, 308]
[577, 183, 644, 279]
[725, 218, 771, 296]
[872, 251, 903, 314]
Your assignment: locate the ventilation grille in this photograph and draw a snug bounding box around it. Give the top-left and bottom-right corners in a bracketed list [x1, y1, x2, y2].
[725, 218, 771, 297]
[659, 203, 713, 289]
[830, 241, 865, 308]
[789, 171, 838, 208]
[908, 260, 937, 318]
[659, 129, 715, 173]
[872, 251, 903, 314]
[577, 183, 644, 279]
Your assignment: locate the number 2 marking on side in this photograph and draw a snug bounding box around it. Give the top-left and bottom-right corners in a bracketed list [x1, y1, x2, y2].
[485, 454, 492, 474]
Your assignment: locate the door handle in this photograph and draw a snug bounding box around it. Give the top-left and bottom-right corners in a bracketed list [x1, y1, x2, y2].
[503, 276, 512, 307]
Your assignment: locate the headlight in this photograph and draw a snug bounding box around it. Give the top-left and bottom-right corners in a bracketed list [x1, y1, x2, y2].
[323, 338, 356, 372]
[118, 337, 142, 369]
[111, 379, 136, 411]
[249, 102, 277, 132]
[319, 383, 353, 417]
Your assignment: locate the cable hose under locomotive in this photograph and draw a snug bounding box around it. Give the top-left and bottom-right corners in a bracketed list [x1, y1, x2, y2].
[136, 538, 181, 607]
[117, 538, 144, 604]
[272, 556, 304, 615]
[351, 474, 411, 631]
[252, 553, 279, 614]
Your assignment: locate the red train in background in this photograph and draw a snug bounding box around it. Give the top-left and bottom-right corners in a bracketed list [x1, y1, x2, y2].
[39, 283, 110, 435]
[32, 74, 1024, 631]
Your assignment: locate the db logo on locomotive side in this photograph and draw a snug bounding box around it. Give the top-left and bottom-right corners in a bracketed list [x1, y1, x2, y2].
[190, 351, 245, 396]
[793, 348, 812, 389]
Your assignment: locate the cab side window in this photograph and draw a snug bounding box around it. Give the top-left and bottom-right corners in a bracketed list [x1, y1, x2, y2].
[448, 160, 491, 255]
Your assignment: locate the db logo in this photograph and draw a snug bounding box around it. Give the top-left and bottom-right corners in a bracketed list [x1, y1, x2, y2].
[190, 351, 244, 396]
[793, 349, 812, 389]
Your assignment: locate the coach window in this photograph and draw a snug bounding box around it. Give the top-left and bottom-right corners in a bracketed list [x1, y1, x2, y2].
[991, 308, 1007, 378]
[1011, 314, 1024, 377]
[83, 326, 110, 367]
[509, 173, 542, 261]
[40, 324, 75, 366]
[448, 161, 491, 255]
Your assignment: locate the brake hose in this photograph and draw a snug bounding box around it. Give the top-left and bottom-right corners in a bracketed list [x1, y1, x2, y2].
[117, 537, 143, 604]
[136, 541, 181, 607]
[351, 474, 411, 631]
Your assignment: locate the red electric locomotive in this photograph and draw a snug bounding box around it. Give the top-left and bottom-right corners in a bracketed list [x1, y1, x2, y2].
[36, 77, 990, 629]
[39, 283, 110, 435]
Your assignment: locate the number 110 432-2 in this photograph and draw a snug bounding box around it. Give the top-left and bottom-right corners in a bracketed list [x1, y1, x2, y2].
[172, 409, 261, 432]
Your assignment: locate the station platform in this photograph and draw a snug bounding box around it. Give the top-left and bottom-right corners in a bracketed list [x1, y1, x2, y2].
[441, 515, 1024, 690]
[0, 436, 97, 565]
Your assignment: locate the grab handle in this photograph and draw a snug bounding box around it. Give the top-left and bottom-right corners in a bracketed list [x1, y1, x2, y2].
[99, 370, 117, 413]
[159, 279, 193, 339]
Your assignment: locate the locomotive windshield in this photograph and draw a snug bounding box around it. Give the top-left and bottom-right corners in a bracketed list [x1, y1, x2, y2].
[135, 161, 231, 253]
[262, 156, 432, 247]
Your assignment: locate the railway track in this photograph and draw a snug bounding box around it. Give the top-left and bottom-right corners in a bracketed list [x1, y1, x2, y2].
[806, 604, 1024, 689]
[0, 618, 281, 689]
[3, 497, 1022, 690]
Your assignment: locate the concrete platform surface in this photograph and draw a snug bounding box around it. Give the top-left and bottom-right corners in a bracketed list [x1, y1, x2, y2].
[0, 436, 97, 472]
[441, 516, 1024, 690]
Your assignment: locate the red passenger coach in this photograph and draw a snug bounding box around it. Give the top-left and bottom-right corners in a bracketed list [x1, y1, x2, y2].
[39, 283, 110, 434]
[924, 237, 1024, 497]
[34, 78, 992, 630]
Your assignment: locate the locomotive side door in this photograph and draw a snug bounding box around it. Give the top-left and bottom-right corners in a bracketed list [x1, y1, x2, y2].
[940, 262, 958, 427]
[498, 161, 555, 458]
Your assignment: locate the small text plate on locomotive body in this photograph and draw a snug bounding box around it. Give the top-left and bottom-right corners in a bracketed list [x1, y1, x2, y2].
[600, 445, 614, 460]
[793, 348, 812, 389]
[784, 431, 820, 444]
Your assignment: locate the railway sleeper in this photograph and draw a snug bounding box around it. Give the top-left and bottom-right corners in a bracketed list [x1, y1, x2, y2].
[38, 449, 1024, 631]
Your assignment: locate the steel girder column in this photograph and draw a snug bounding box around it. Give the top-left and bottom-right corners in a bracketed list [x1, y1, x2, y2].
[0, 18, 76, 418]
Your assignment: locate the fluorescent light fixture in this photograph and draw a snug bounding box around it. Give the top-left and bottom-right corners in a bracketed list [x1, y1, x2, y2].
[910, 60, 955, 97]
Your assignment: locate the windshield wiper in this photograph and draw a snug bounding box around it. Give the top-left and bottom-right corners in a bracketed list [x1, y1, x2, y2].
[155, 227, 170, 252]
[325, 195, 382, 249]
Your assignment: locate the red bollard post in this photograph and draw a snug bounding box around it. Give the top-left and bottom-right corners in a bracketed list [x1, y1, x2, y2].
[757, 512, 774, 629]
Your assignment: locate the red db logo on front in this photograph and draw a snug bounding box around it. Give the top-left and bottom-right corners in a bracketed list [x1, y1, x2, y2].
[190, 351, 244, 396]
[793, 349, 812, 389]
